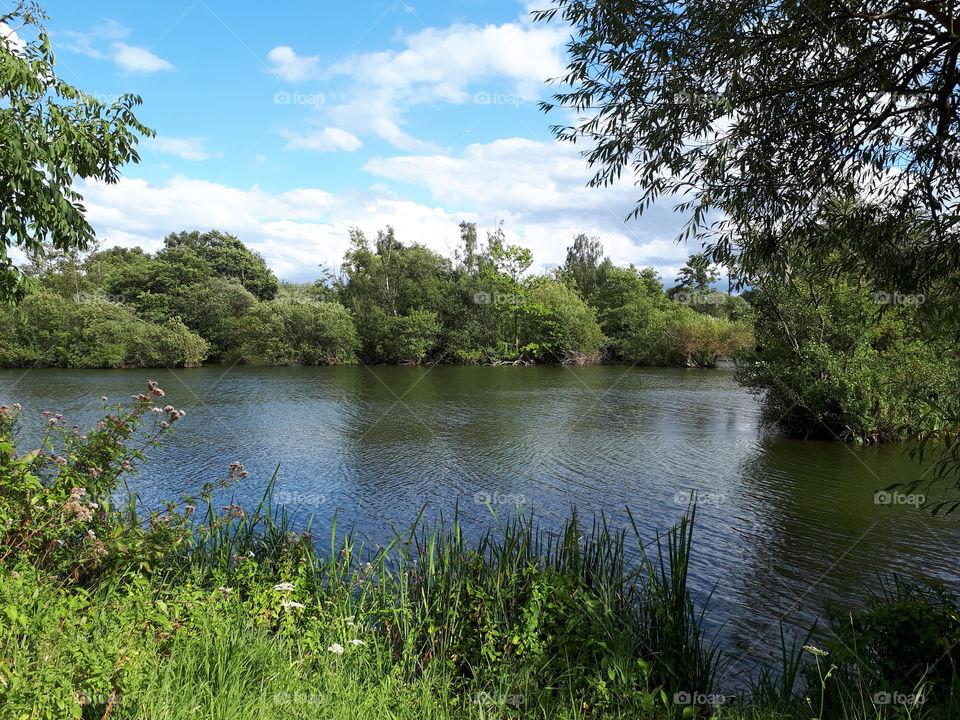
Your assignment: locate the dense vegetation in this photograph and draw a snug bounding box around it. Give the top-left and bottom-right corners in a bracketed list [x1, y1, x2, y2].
[2, 227, 752, 369]
[1, 389, 957, 720]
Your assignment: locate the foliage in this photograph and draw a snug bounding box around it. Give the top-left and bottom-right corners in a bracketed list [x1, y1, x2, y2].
[163, 230, 280, 300]
[242, 300, 359, 365]
[0, 291, 207, 368]
[519, 279, 606, 364]
[533, 0, 960, 292]
[738, 257, 960, 442]
[0, 2, 152, 303]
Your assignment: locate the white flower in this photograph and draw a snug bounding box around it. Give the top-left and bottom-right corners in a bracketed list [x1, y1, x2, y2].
[327, 643, 344, 655]
[348, 639, 365, 646]
[273, 582, 295, 592]
[347, 621, 357, 627]
[218, 587, 233, 596]
[281, 600, 305, 610]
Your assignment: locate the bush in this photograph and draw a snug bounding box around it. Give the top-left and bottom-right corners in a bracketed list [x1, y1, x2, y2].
[519, 280, 606, 364]
[242, 300, 359, 365]
[0, 292, 208, 368]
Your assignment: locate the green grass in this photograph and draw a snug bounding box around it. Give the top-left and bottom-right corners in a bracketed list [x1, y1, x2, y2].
[1, 497, 957, 720]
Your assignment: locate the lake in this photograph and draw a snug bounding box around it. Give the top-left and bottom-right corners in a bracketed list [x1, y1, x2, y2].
[2, 365, 957, 679]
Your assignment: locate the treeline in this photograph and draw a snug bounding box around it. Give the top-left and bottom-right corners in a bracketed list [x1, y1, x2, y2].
[0, 225, 752, 369]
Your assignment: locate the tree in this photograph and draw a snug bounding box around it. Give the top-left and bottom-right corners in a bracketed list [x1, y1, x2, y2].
[0, 3, 152, 303]
[672, 254, 719, 295]
[738, 251, 960, 442]
[561, 233, 612, 304]
[534, 0, 960, 290]
[162, 230, 279, 300]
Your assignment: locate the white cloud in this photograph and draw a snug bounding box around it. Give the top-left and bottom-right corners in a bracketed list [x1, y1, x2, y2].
[61, 20, 173, 73]
[74, 137, 693, 283]
[273, 20, 567, 151]
[145, 136, 220, 161]
[267, 46, 320, 82]
[279, 127, 363, 153]
[111, 43, 175, 73]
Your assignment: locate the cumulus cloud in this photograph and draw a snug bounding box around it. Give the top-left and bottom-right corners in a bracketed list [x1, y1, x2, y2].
[272, 20, 567, 151]
[267, 46, 320, 82]
[279, 127, 363, 153]
[146, 136, 220, 161]
[74, 136, 693, 284]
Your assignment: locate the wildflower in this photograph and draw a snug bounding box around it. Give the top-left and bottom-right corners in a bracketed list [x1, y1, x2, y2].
[327, 644, 344, 655]
[803, 645, 829, 657]
[54, 413, 62, 420]
[42, 411, 51, 416]
[218, 587, 233, 597]
[348, 639, 365, 646]
[122, 460, 132, 471]
[12, 403, 21, 410]
[273, 582, 295, 592]
[184, 505, 196, 515]
[281, 600, 305, 610]
[48, 418, 57, 425]
[70, 488, 86, 500]
[151, 407, 163, 414]
[100, 396, 107, 403]
[161, 421, 169, 429]
[53, 456, 67, 465]
[163, 405, 174, 413]
[64, 501, 93, 522]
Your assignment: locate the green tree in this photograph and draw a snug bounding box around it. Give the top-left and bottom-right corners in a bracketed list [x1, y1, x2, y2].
[560, 233, 612, 304]
[162, 230, 279, 300]
[520, 279, 606, 364]
[739, 253, 959, 442]
[534, 0, 960, 290]
[0, 3, 152, 303]
[242, 300, 358, 365]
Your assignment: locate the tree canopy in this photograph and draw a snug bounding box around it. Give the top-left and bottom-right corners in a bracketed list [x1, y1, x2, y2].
[0, 2, 152, 303]
[534, 0, 960, 290]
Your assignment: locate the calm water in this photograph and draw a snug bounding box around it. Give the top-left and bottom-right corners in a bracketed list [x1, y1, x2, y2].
[2, 365, 957, 678]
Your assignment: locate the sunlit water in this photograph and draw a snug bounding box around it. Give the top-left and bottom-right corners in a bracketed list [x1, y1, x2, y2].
[2, 365, 957, 680]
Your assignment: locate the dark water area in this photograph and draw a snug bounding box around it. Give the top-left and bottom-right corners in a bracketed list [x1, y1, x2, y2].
[2, 365, 957, 682]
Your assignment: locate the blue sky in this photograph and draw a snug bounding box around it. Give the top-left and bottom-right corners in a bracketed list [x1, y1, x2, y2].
[38, 0, 694, 282]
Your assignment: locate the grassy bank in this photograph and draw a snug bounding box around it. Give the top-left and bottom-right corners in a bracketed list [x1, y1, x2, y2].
[0, 387, 957, 719]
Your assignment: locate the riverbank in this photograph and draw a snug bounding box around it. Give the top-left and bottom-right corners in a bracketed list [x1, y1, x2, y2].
[4, 502, 957, 720]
